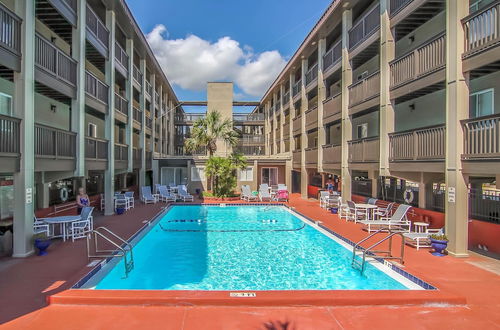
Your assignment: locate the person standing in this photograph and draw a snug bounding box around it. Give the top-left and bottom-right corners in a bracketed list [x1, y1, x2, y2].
[76, 187, 89, 215]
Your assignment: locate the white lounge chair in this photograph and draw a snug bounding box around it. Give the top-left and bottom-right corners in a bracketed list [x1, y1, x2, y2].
[277, 184, 287, 191]
[141, 186, 158, 204]
[242, 185, 258, 202]
[178, 187, 194, 202]
[359, 204, 412, 232]
[403, 228, 443, 250]
[259, 184, 269, 192]
[259, 188, 272, 202]
[67, 207, 94, 242]
[158, 185, 176, 203]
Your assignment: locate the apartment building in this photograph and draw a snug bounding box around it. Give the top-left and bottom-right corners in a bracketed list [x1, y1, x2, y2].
[0, 0, 179, 256]
[261, 0, 500, 256]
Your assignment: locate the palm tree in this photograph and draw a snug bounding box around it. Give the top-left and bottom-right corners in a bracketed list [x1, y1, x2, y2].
[185, 110, 239, 156]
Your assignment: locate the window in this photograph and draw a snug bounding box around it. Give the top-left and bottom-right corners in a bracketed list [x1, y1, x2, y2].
[0, 93, 12, 116]
[470, 89, 494, 118]
[191, 166, 205, 182]
[357, 123, 368, 139]
[239, 167, 253, 181]
[88, 123, 97, 137]
[261, 167, 278, 186]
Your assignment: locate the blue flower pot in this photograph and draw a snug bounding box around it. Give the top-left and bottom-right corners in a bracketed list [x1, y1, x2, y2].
[330, 208, 338, 214]
[430, 238, 448, 256]
[34, 239, 51, 256]
[116, 208, 125, 215]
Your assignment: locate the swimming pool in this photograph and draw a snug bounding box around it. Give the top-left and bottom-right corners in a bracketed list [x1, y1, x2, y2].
[80, 205, 429, 290]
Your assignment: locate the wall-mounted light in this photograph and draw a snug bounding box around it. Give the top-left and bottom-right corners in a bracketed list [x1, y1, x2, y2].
[409, 35, 415, 43]
[50, 36, 57, 43]
[50, 104, 57, 112]
[409, 103, 415, 111]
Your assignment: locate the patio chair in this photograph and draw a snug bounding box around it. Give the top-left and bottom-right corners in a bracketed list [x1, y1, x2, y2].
[158, 185, 176, 203]
[274, 190, 289, 202]
[327, 195, 342, 209]
[259, 188, 272, 202]
[359, 204, 412, 233]
[367, 198, 378, 205]
[178, 187, 194, 202]
[374, 202, 394, 219]
[259, 184, 269, 192]
[114, 194, 129, 211]
[80, 206, 94, 230]
[33, 216, 51, 237]
[124, 191, 135, 209]
[319, 191, 330, 208]
[242, 185, 258, 202]
[154, 184, 161, 194]
[346, 200, 368, 223]
[277, 184, 287, 191]
[403, 228, 443, 250]
[141, 186, 158, 204]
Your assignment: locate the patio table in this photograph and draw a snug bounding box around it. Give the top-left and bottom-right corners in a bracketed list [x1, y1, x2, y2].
[42, 216, 81, 242]
[354, 203, 378, 220]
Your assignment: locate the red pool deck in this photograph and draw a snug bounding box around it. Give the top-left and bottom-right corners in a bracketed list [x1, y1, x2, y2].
[1, 195, 499, 329]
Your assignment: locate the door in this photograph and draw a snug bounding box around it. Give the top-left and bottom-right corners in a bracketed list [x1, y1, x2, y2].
[261, 167, 278, 186]
[292, 170, 301, 193]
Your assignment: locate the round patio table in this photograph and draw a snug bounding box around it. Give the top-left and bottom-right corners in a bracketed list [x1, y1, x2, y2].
[43, 216, 81, 241]
[354, 203, 378, 220]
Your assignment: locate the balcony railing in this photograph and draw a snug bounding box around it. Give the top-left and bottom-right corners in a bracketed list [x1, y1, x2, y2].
[61, 0, 77, 13]
[348, 137, 380, 162]
[305, 147, 318, 165]
[155, 92, 160, 107]
[114, 143, 128, 161]
[0, 115, 20, 155]
[390, 33, 446, 89]
[348, 71, 380, 107]
[35, 124, 76, 158]
[389, 0, 413, 17]
[234, 145, 265, 155]
[85, 137, 108, 160]
[283, 123, 290, 138]
[145, 117, 152, 129]
[462, 114, 500, 160]
[240, 134, 265, 144]
[349, 4, 380, 50]
[0, 4, 22, 58]
[305, 106, 318, 130]
[133, 65, 142, 85]
[175, 113, 205, 122]
[293, 115, 302, 134]
[323, 93, 342, 120]
[132, 147, 141, 167]
[305, 63, 318, 86]
[145, 81, 152, 96]
[86, 5, 109, 51]
[114, 93, 128, 115]
[85, 71, 108, 104]
[282, 91, 290, 105]
[292, 80, 302, 97]
[322, 144, 342, 164]
[389, 124, 445, 161]
[133, 107, 142, 124]
[233, 113, 264, 122]
[35, 33, 77, 86]
[146, 151, 152, 168]
[323, 40, 342, 72]
[293, 150, 301, 165]
[115, 42, 129, 72]
[463, 1, 500, 58]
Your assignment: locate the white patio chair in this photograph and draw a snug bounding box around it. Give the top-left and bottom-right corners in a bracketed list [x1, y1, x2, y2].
[158, 185, 176, 203]
[242, 185, 258, 202]
[124, 191, 135, 209]
[114, 194, 129, 211]
[33, 216, 51, 237]
[360, 204, 412, 233]
[259, 189, 272, 202]
[141, 186, 158, 204]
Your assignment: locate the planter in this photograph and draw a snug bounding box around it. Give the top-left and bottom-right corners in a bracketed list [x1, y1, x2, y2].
[430, 238, 448, 256]
[330, 207, 338, 214]
[116, 208, 125, 215]
[34, 239, 51, 256]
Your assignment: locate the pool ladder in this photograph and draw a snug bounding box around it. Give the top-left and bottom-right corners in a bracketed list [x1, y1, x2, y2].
[352, 227, 406, 274]
[86, 227, 134, 278]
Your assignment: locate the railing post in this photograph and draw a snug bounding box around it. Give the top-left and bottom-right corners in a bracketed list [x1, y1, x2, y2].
[413, 130, 418, 160]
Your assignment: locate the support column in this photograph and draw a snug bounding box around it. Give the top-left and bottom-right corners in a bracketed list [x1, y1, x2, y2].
[138, 59, 147, 188]
[158, 87, 163, 155]
[72, 0, 86, 178]
[368, 170, 378, 198]
[445, 0, 469, 257]
[103, 10, 116, 215]
[379, 0, 396, 177]
[126, 38, 134, 173]
[300, 59, 309, 198]
[341, 9, 353, 200]
[279, 85, 285, 153]
[253, 160, 258, 191]
[317, 38, 327, 173]
[13, 0, 35, 257]
[418, 177, 429, 209]
[150, 73, 156, 155]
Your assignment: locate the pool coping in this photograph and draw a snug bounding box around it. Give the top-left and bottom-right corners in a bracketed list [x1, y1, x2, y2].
[61, 203, 466, 307]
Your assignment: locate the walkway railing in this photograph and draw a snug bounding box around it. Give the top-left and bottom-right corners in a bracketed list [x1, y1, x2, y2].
[0, 4, 22, 58]
[114, 93, 128, 115]
[462, 114, 500, 159]
[305, 63, 318, 86]
[389, 0, 413, 17]
[35, 124, 76, 158]
[114, 143, 128, 161]
[35, 33, 77, 86]
[85, 71, 108, 104]
[175, 113, 205, 122]
[133, 65, 142, 85]
[115, 41, 129, 71]
[348, 71, 380, 107]
[133, 107, 142, 124]
[323, 40, 342, 71]
[349, 4, 380, 50]
[463, 0, 500, 58]
[322, 144, 341, 164]
[0, 114, 20, 155]
[85, 137, 108, 160]
[86, 5, 109, 51]
[233, 113, 264, 122]
[292, 80, 301, 97]
[348, 137, 380, 162]
[389, 124, 445, 161]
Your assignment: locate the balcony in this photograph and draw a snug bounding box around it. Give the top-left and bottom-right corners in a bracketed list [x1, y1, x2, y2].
[35, 33, 77, 98]
[323, 93, 342, 124]
[282, 91, 290, 108]
[462, 1, 500, 71]
[305, 63, 318, 88]
[390, 33, 446, 100]
[46, 0, 77, 26]
[114, 93, 128, 121]
[293, 150, 301, 167]
[234, 145, 265, 156]
[0, 4, 22, 71]
[305, 107, 318, 131]
[389, 125, 445, 162]
[85, 136, 108, 170]
[114, 143, 129, 170]
[323, 40, 342, 75]
[349, 4, 380, 52]
[145, 117, 153, 130]
[145, 81, 152, 98]
[322, 144, 341, 168]
[0, 114, 20, 172]
[292, 80, 302, 99]
[175, 113, 205, 123]
[86, 5, 109, 57]
[133, 147, 142, 169]
[85, 71, 108, 113]
[462, 114, 500, 161]
[133, 65, 142, 89]
[348, 71, 380, 114]
[35, 124, 76, 171]
[305, 147, 318, 166]
[292, 115, 302, 135]
[115, 42, 129, 77]
[233, 113, 265, 124]
[283, 122, 290, 139]
[240, 134, 265, 144]
[348, 137, 380, 163]
[133, 107, 142, 128]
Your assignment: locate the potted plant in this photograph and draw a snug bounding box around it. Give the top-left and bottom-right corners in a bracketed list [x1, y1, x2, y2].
[33, 232, 51, 256]
[430, 233, 448, 256]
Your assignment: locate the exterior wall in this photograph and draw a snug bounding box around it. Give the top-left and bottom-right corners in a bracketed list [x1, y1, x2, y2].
[351, 111, 379, 138]
[394, 90, 446, 131]
[352, 55, 379, 82]
[469, 70, 500, 115]
[257, 164, 286, 186]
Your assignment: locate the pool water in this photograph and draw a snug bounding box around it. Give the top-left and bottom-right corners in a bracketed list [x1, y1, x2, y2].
[91, 205, 415, 290]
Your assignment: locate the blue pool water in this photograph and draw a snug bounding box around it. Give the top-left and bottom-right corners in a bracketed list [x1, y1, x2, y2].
[91, 205, 413, 290]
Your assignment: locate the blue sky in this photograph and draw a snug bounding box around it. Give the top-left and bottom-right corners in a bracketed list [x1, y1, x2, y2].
[126, 0, 331, 111]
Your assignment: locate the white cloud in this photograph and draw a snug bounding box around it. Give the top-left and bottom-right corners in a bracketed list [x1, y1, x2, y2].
[146, 25, 286, 98]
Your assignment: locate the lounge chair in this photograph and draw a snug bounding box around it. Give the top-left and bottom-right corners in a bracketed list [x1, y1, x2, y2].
[259, 189, 272, 202]
[403, 228, 443, 250]
[67, 206, 94, 242]
[242, 185, 258, 202]
[141, 186, 158, 204]
[359, 204, 412, 232]
[178, 187, 194, 202]
[33, 216, 51, 237]
[277, 184, 287, 191]
[259, 184, 269, 192]
[274, 189, 289, 202]
[158, 185, 176, 203]
[374, 202, 394, 219]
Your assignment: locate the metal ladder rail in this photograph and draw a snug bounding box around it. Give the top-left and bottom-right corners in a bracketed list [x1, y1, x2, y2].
[86, 228, 134, 277]
[352, 228, 386, 267]
[359, 230, 406, 273]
